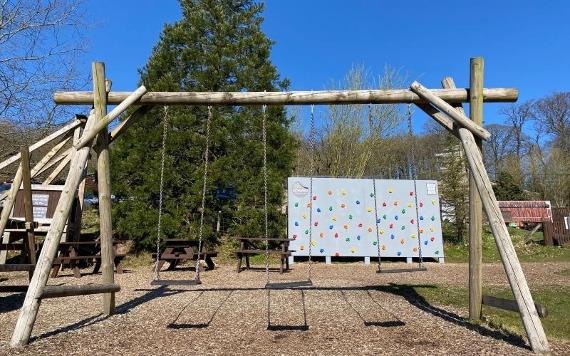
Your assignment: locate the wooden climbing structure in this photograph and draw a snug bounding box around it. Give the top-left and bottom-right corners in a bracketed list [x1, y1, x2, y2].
[1, 57, 550, 353]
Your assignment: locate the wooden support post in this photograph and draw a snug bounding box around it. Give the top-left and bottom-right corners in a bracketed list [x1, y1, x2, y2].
[410, 81, 491, 140]
[0, 165, 23, 237]
[482, 295, 547, 318]
[74, 85, 147, 149]
[30, 136, 72, 177]
[93, 62, 115, 315]
[34, 148, 72, 178]
[10, 112, 98, 347]
[20, 146, 37, 279]
[415, 84, 550, 353]
[109, 105, 151, 143]
[469, 57, 484, 321]
[67, 126, 86, 243]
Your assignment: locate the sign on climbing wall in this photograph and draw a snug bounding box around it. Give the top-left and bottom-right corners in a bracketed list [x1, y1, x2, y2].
[287, 177, 444, 260]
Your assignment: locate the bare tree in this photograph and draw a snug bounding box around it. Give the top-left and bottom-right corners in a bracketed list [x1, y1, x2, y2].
[0, 0, 86, 127]
[483, 123, 514, 180]
[533, 92, 570, 153]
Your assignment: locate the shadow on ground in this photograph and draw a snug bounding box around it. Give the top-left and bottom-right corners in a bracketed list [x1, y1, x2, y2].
[5, 283, 528, 351]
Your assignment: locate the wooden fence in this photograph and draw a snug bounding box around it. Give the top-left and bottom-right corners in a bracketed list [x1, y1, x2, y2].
[543, 208, 570, 246]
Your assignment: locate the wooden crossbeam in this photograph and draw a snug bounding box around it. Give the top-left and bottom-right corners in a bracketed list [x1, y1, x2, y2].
[482, 295, 547, 318]
[54, 88, 518, 106]
[40, 284, 120, 299]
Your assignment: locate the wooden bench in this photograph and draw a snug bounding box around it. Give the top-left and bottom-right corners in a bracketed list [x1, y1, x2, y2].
[51, 241, 126, 278]
[154, 239, 217, 272]
[234, 237, 292, 274]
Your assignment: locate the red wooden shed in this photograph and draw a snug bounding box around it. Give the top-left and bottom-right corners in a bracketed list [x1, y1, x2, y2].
[498, 201, 553, 226]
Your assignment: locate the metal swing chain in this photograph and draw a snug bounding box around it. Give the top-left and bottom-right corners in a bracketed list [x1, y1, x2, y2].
[194, 106, 213, 283]
[262, 104, 270, 286]
[307, 104, 315, 281]
[407, 103, 424, 268]
[368, 104, 383, 272]
[154, 107, 170, 281]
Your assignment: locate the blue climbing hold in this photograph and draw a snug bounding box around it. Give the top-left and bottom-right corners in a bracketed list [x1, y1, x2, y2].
[329, 225, 333, 230]
[317, 208, 321, 213]
[390, 234, 395, 240]
[295, 221, 299, 226]
[356, 200, 360, 205]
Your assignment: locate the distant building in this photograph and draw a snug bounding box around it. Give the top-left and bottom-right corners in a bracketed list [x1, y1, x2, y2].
[498, 201, 553, 227]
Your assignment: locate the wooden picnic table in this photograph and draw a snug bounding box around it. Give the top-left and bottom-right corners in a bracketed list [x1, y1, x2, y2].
[153, 239, 217, 272]
[234, 237, 293, 274]
[0, 240, 126, 278]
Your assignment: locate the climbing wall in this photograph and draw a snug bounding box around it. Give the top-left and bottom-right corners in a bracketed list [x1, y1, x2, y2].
[287, 177, 444, 259]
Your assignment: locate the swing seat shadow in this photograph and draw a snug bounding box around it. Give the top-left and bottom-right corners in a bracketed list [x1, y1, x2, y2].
[364, 320, 405, 327]
[168, 323, 209, 329]
[267, 324, 309, 331]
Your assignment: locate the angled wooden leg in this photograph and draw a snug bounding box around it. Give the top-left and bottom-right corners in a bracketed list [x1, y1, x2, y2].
[245, 255, 250, 269]
[50, 264, 61, 278]
[236, 254, 242, 273]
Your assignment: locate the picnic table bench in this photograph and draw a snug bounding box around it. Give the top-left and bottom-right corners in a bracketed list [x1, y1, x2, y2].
[234, 237, 292, 274]
[153, 239, 217, 272]
[0, 239, 126, 278]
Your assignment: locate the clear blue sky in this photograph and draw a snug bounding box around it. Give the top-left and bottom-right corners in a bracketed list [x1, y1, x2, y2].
[81, 0, 570, 131]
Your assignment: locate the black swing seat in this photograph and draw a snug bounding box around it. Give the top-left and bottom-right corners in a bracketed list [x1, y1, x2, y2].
[265, 280, 313, 289]
[376, 266, 427, 274]
[151, 279, 201, 286]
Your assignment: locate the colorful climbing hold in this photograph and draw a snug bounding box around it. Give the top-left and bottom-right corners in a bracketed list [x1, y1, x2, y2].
[334, 232, 339, 238]
[314, 221, 319, 226]
[357, 235, 361, 240]
[390, 234, 395, 240]
[341, 189, 347, 196]
[432, 199, 436, 205]
[368, 227, 373, 232]
[413, 247, 418, 252]
[294, 202, 299, 207]
[410, 233, 417, 238]
[377, 218, 382, 224]
[356, 200, 360, 205]
[381, 244, 387, 251]
[300, 245, 305, 251]
[431, 216, 436, 221]
[343, 224, 349, 230]
[420, 216, 424, 220]
[410, 219, 415, 224]
[424, 240, 428, 245]
[430, 236, 435, 242]
[379, 229, 384, 234]
[401, 225, 405, 230]
[345, 237, 350, 242]
[320, 248, 325, 253]
[292, 234, 297, 240]
[382, 202, 387, 207]
[294, 221, 299, 226]
[382, 214, 387, 220]
[401, 208, 406, 214]
[305, 229, 309, 234]
[409, 191, 414, 196]
[332, 216, 337, 221]
[407, 203, 413, 208]
[393, 201, 398, 206]
[350, 247, 356, 253]
[394, 215, 399, 221]
[340, 203, 346, 208]
[388, 187, 393, 193]
[400, 238, 405, 244]
[435, 250, 440, 255]
[317, 208, 321, 213]
[329, 225, 333, 230]
[419, 228, 424, 234]
[319, 232, 324, 238]
[358, 223, 363, 227]
[419, 202, 424, 207]
[349, 214, 353, 219]
[389, 223, 394, 229]
[370, 192, 375, 197]
[313, 195, 317, 200]
[329, 206, 333, 211]
[397, 251, 402, 256]
[372, 241, 378, 246]
[335, 252, 340, 257]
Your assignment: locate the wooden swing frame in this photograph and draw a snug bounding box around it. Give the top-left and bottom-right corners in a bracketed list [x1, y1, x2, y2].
[1, 57, 550, 353]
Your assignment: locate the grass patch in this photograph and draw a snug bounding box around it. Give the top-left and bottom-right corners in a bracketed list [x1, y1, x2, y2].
[413, 284, 570, 341]
[81, 207, 100, 235]
[444, 227, 570, 263]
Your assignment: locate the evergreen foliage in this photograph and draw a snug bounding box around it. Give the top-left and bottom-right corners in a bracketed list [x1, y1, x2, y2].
[110, 0, 295, 250]
[494, 171, 525, 201]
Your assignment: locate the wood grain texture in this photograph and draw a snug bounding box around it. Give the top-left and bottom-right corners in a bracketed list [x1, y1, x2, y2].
[93, 62, 115, 315]
[74, 85, 147, 149]
[10, 111, 98, 347]
[54, 87, 519, 105]
[0, 118, 82, 172]
[19, 146, 36, 275]
[40, 284, 120, 299]
[469, 58, 484, 321]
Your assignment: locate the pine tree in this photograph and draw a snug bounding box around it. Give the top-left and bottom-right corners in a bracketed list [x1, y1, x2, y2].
[494, 171, 525, 201]
[110, 0, 295, 249]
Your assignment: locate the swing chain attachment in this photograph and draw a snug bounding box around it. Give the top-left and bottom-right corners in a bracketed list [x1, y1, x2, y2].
[154, 106, 170, 281]
[194, 105, 213, 284]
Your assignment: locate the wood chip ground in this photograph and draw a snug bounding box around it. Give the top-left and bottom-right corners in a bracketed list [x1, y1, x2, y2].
[1, 261, 569, 355]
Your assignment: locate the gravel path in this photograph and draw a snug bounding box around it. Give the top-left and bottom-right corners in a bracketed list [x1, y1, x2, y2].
[1, 261, 569, 355]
